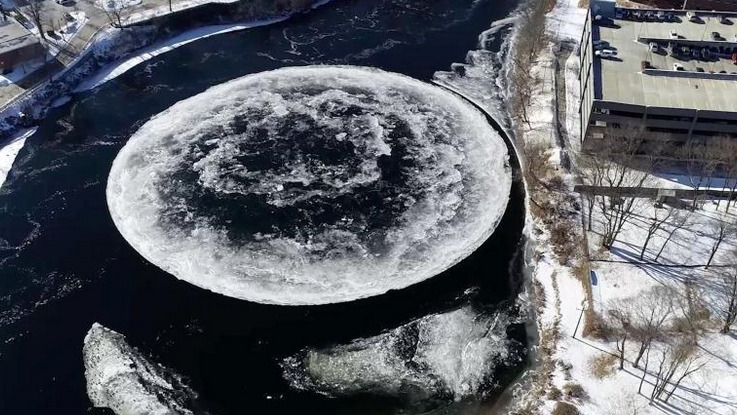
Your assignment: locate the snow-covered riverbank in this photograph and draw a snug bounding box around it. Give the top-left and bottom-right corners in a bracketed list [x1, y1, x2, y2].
[74, 17, 289, 92]
[0, 128, 37, 190]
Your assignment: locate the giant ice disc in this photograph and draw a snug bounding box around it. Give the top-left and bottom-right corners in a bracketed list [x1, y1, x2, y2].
[106, 66, 512, 305]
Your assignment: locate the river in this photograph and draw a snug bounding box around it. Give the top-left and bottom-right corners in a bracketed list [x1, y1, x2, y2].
[0, 0, 524, 413]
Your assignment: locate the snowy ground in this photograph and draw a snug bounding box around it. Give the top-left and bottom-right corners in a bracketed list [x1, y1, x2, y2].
[74, 17, 288, 93]
[521, 0, 737, 413]
[0, 128, 36, 190]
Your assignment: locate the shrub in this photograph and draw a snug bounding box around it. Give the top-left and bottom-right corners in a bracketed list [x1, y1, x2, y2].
[562, 382, 587, 400]
[552, 402, 580, 415]
[588, 354, 617, 379]
[582, 312, 613, 339]
[547, 386, 563, 400]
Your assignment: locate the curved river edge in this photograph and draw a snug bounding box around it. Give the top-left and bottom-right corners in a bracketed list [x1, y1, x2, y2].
[432, 80, 539, 415]
[0, 0, 333, 144]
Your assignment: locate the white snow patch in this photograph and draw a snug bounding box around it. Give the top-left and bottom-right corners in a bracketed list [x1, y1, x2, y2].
[0, 128, 36, 190]
[75, 17, 288, 93]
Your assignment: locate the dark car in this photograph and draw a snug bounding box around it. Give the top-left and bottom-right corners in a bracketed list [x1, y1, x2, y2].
[712, 31, 721, 40]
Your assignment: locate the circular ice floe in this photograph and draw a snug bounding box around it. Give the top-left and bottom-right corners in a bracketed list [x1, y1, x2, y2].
[106, 65, 511, 305]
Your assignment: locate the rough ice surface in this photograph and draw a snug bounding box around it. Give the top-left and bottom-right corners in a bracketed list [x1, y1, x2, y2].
[282, 306, 513, 401]
[106, 65, 512, 305]
[433, 16, 516, 127]
[83, 323, 196, 415]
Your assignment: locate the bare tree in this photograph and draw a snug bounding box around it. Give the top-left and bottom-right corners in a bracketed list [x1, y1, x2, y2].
[681, 139, 724, 211]
[639, 205, 675, 260]
[25, 0, 47, 41]
[720, 256, 737, 334]
[638, 346, 650, 394]
[508, 0, 548, 130]
[654, 210, 691, 262]
[630, 286, 674, 368]
[608, 300, 633, 370]
[706, 214, 734, 269]
[583, 127, 652, 249]
[577, 152, 605, 231]
[650, 338, 707, 403]
[98, 0, 126, 28]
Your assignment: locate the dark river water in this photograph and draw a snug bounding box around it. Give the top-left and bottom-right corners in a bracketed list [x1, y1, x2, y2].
[0, 0, 525, 413]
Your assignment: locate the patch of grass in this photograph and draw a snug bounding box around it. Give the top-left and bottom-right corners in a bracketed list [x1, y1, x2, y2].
[547, 386, 563, 400]
[562, 382, 588, 401]
[553, 402, 580, 415]
[588, 353, 617, 379]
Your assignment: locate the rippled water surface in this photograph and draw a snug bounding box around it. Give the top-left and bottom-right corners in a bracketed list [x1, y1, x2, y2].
[0, 0, 523, 413]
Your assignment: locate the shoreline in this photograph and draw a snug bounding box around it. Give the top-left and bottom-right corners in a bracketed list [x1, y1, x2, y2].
[74, 17, 290, 93]
[0, 127, 38, 189]
[0, 0, 336, 189]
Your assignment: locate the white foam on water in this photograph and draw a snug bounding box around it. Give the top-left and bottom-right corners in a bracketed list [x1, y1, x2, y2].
[83, 323, 196, 415]
[106, 66, 512, 305]
[282, 306, 513, 400]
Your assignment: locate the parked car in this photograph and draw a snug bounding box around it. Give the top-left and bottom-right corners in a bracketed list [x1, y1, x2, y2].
[669, 29, 678, 39]
[687, 11, 698, 22]
[649, 42, 659, 52]
[641, 60, 651, 70]
[673, 63, 685, 71]
[719, 15, 731, 24]
[595, 49, 616, 58]
[696, 67, 705, 72]
[712, 31, 721, 40]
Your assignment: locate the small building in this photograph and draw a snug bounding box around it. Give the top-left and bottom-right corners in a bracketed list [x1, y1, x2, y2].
[578, 1, 737, 153]
[0, 19, 45, 71]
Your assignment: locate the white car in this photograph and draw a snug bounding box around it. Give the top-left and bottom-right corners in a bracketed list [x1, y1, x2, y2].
[649, 42, 659, 52]
[669, 30, 678, 39]
[673, 63, 684, 71]
[595, 49, 616, 58]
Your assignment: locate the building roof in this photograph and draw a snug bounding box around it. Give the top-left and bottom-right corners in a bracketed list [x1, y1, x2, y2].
[594, 8, 737, 113]
[0, 19, 40, 55]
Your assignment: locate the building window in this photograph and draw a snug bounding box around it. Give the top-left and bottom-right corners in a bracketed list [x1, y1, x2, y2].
[609, 109, 644, 118]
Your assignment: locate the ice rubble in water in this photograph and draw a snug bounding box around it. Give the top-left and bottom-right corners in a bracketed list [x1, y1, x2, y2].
[282, 306, 515, 401]
[106, 65, 512, 305]
[83, 323, 197, 415]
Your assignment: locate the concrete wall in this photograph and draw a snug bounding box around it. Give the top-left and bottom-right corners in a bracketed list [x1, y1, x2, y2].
[579, 9, 595, 146]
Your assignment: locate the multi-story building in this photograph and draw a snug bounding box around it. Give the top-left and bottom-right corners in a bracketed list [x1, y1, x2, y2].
[579, 1, 737, 153]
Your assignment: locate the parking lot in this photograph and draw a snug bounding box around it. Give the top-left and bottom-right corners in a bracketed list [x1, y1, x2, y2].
[593, 10, 737, 112]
